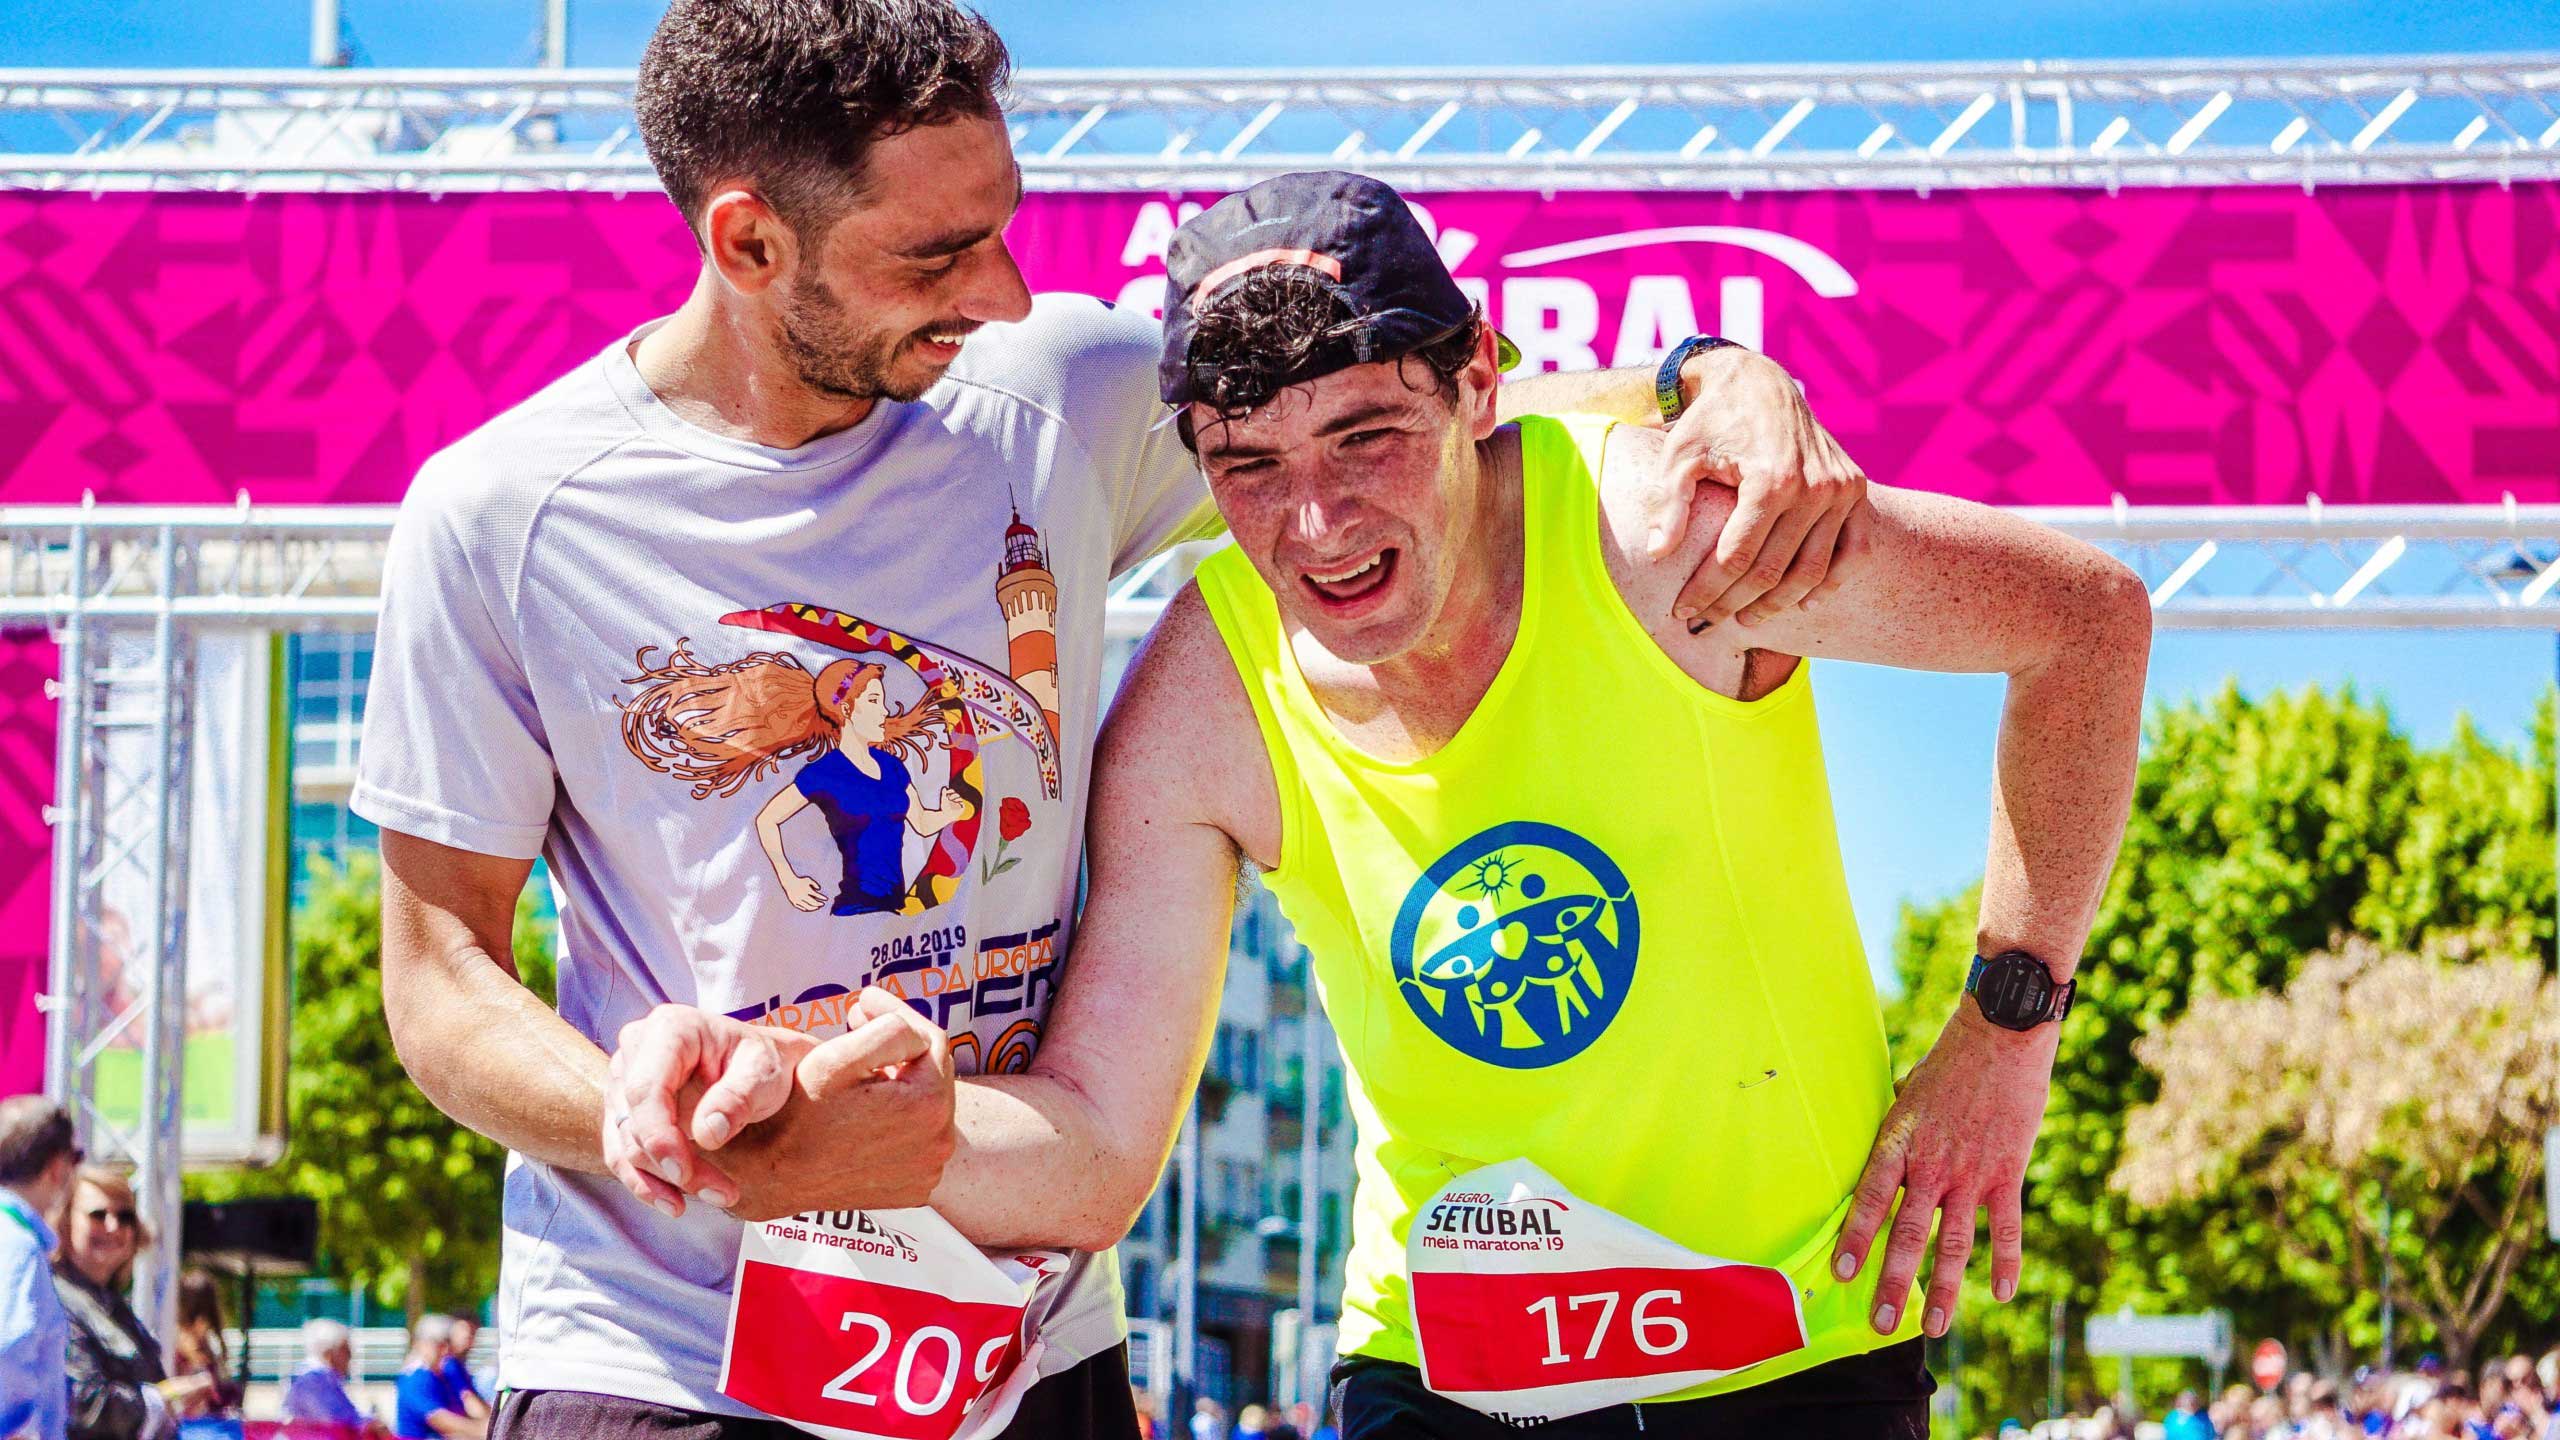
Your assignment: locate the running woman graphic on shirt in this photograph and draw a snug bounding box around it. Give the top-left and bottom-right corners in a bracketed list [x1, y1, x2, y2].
[613, 522, 1066, 918]
[621, 646, 967, 916]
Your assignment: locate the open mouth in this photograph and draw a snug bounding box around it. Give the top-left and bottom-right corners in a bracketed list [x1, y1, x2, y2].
[911, 326, 978, 362]
[1300, 549, 1397, 612]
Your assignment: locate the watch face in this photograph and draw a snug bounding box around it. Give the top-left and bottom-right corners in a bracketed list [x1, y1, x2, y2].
[1982, 953, 2052, 1028]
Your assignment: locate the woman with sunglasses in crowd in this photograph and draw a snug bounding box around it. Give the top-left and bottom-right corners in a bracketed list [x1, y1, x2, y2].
[51, 1166, 219, 1440]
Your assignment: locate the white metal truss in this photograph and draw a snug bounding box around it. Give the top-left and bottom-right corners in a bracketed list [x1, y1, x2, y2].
[6, 54, 2560, 194]
[32, 518, 197, 1355]
[7, 500, 2560, 635]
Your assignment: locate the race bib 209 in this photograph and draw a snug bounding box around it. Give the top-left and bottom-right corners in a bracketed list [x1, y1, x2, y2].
[719, 1207, 1068, 1440]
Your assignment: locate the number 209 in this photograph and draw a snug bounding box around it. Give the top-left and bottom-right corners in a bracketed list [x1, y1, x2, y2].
[821, 1311, 1011, 1415]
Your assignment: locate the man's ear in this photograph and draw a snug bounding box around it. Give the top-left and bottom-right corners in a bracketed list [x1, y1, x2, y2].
[1461, 324, 1505, 441]
[702, 186, 799, 298]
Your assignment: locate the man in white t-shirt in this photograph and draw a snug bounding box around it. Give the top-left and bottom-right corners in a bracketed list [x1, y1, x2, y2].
[358, 2, 1872, 1437]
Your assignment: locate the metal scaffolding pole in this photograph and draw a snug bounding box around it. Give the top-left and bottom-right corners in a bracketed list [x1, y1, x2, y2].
[132, 526, 191, 1348]
[5, 55, 2560, 193]
[32, 519, 197, 1356]
[41, 522, 89, 1106]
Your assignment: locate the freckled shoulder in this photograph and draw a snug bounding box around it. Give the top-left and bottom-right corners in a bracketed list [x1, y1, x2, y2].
[1094, 580, 1283, 871]
[1588, 421, 1733, 634]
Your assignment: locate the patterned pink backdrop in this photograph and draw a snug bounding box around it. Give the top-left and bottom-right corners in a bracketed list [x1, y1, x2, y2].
[2, 183, 2555, 1089]
[0, 184, 2551, 508]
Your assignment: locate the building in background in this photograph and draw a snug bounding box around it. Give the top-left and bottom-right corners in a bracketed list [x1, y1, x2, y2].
[285, 634, 377, 901]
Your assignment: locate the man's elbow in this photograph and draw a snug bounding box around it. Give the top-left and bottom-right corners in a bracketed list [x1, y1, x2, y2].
[378, 945, 436, 1082]
[2029, 551, 2151, 680]
[2091, 555, 2154, 664]
[1053, 1157, 1164, 1254]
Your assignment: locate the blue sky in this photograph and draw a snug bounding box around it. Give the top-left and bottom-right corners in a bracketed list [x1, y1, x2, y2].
[8, 0, 2559, 68]
[6, 1, 2554, 980]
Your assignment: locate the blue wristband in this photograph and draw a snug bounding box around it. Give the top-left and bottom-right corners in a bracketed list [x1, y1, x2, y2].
[1655, 335, 1741, 424]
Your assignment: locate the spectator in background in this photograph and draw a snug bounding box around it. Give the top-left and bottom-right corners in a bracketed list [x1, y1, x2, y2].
[432, 1317, 488, 1420]
[1233, 1403, 1269, 1440]
[2301, 1378, 2355, 1439]
[2167, 1388, 2216, 1440]
[281, 1319, 385, 1438]
[170, 1272, 242, 1419]
[1, 1096, 81, 1440]
[54, 1165, 216, 1439]
[1190, 1397, 1228, 1440]
[392, 1316, 484, 1440]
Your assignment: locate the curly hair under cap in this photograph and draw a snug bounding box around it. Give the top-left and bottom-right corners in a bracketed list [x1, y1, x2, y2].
[1178, 265, 1484, 449]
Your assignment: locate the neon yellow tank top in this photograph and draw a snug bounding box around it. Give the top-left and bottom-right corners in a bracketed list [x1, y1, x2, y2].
[1193, 414, 1918, 1400]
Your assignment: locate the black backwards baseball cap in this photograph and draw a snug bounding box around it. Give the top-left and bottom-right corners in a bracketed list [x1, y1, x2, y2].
[1158, 170, 1519, 413]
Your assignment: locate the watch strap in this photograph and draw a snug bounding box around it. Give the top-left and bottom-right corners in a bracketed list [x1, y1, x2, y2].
[1655, 335, 1740, 424]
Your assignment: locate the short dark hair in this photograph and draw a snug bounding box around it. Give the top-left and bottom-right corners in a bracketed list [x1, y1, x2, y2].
[1178, 265, 1483, 450]
[635, 0, 1012, 244]
[0, 1095, 75, 1186]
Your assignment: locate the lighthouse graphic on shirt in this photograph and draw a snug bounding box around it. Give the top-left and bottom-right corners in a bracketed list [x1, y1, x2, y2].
[995, 508, 1062, 743]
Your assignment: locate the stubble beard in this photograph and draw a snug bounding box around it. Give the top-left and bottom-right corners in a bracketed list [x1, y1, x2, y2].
[777, 270, 935, 405]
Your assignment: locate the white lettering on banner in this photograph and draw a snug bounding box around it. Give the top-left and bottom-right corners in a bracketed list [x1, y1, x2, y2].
[1610, 275, 1703, 367]
[1502, 277, 1601, 372]
[1120, 201, 1206, 267]
[1113, 217, 1842, 373]
[1114, 274, 1169, 320]
[1403, 201, 1481, 272]
[1719, 276, 1765, 352]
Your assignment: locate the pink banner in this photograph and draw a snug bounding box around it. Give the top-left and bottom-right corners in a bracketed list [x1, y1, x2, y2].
[0, 632, 54, 1096]
[1, 182, 2553, 1085]
[0, 184, 2552, 508]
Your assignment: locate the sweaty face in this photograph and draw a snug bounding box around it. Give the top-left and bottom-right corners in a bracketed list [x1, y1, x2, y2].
[1191, 355, 1489, 666]
[780, 114, 1031, 403]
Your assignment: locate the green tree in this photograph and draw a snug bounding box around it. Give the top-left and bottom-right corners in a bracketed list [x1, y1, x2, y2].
[193, 851, 556, 1320]
[2116, 932, 2559, 1375]
[1881, 684, 2557, 1421]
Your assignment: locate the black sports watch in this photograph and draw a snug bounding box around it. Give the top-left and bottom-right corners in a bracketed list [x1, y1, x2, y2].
[1655, 335, 1742, 424]
[1964, 950, 2077, 1031]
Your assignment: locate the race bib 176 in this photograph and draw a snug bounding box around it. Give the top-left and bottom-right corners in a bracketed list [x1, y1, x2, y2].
[1407, 1160, 1809, 1423]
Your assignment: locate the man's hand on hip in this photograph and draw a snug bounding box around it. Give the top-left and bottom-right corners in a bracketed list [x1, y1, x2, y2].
[1831, 1001, 2058, 1339]
[603, 988, 957, 1221]
[1638, 347, 1868, 632]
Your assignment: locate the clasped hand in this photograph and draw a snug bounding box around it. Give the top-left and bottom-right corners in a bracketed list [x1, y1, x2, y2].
[600, 987, 956, 1222]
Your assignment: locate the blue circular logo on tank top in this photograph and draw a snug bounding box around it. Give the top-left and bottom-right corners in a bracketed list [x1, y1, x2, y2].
[1388, 821, 1640, 1068]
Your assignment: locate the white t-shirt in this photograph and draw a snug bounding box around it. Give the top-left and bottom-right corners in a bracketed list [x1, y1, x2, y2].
[352, 294, 1216, 1416]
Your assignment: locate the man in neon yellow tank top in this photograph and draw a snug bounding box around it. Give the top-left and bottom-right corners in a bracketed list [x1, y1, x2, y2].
[608, 173, 2152, 1438]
